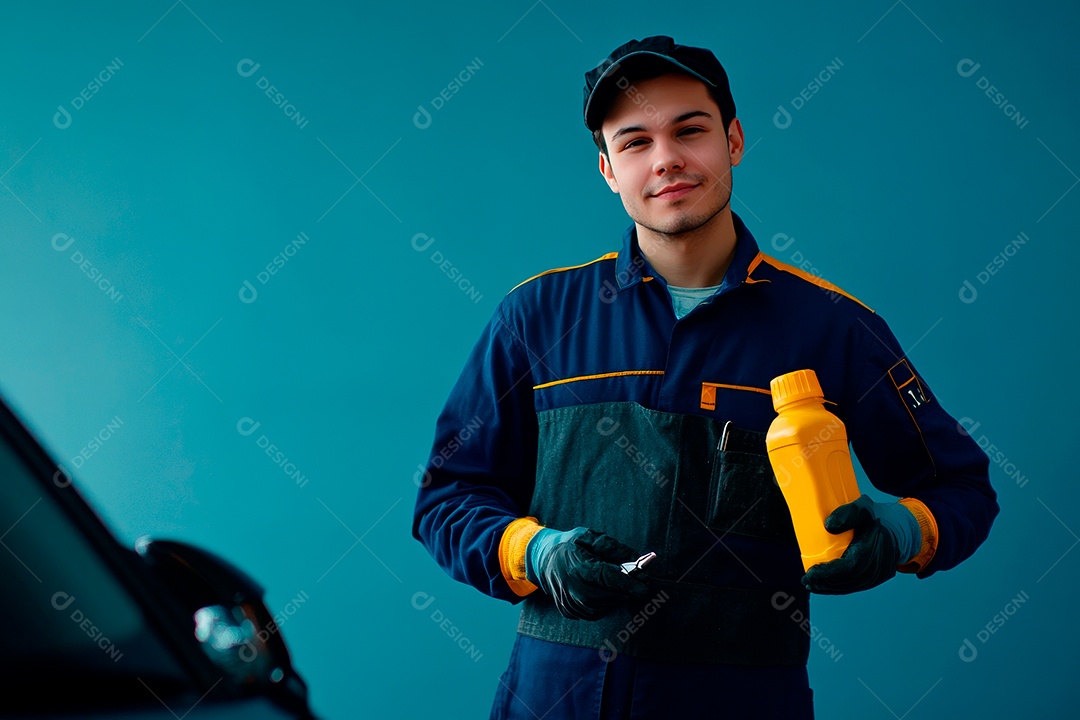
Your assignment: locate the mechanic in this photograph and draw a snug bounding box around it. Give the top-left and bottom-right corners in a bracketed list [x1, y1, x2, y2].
[413, 35, 998, 719]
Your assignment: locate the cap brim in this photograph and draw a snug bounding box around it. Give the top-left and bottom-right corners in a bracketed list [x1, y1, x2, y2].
[585, 51, 716, 131]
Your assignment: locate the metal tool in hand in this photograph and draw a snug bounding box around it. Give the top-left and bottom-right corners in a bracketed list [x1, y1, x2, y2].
[619, 551, 657, 575]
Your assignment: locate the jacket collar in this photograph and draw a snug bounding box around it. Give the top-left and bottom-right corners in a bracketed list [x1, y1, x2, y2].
[614, 212, 761, 293]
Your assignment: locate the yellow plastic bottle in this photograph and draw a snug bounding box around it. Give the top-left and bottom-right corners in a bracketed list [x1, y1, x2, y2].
[765, 368, 861, 572]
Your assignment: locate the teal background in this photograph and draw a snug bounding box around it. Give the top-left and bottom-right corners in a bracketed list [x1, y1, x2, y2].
[2, 1, 1077, 717]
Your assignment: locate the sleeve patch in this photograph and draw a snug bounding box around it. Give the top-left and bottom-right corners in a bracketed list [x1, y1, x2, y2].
[889, 359, 931, 412]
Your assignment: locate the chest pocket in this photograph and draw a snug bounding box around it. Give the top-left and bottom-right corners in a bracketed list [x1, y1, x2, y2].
[707, 439, 798, 543]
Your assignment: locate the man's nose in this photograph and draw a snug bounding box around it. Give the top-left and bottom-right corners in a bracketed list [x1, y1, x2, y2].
[651, 137, 686, 175]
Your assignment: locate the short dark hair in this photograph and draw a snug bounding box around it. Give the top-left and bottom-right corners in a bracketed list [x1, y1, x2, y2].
[590, 63, 734, 158]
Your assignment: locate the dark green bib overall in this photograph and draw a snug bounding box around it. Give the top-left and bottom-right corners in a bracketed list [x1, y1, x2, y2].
[518, 402, 810, 666]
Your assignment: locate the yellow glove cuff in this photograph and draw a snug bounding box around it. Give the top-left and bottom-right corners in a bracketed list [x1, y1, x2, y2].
[897, 498, 939, 574]
[498, 516, 544, 596]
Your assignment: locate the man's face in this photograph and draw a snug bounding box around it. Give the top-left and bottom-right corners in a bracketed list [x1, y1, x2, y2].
[598, 73, 744, 237]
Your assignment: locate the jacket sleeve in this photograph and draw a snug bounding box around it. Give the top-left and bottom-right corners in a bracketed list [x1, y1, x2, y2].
[411, 300, 539, 602]
[844, 312, 999, 578]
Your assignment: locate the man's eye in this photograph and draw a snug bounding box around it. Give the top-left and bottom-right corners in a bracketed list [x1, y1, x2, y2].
[624, 138, 648, 149]
[679, 127, 703, 136]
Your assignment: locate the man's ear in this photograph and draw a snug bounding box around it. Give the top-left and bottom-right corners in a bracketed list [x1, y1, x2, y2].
[727, 117, 746, 167]
[598, 150, 619, 193]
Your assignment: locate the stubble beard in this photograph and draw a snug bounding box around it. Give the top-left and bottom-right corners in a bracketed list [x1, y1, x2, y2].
[634, 174, 733, 240]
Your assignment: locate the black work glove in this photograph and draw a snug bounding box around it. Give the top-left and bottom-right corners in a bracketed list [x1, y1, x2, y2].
[528, 529, 652, 620]
[802, 495, 902, 595]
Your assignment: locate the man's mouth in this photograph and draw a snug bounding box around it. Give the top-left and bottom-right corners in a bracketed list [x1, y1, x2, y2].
[652, 182, 698, 200]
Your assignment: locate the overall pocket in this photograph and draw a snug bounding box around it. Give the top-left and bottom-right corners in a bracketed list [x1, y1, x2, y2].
[706, 429, 797, 542]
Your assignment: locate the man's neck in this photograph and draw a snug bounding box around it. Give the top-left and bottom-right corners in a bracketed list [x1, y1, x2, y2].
[636, 209, 738, 288]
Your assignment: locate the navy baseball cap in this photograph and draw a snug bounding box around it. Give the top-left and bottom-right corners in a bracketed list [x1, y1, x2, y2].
[583, 36, 736, 132]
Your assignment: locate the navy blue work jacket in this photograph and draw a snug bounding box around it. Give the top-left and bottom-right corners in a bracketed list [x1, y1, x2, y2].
[414, 213, 997, 603]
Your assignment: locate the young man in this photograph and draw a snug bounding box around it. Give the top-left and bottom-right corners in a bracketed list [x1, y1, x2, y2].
[413, 36, 998, 719]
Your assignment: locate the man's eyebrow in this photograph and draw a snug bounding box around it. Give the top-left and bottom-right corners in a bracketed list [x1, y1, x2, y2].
[610, 110, 714, 141]
[611, 123, 647, 141]
[672, 110, 713, 125]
